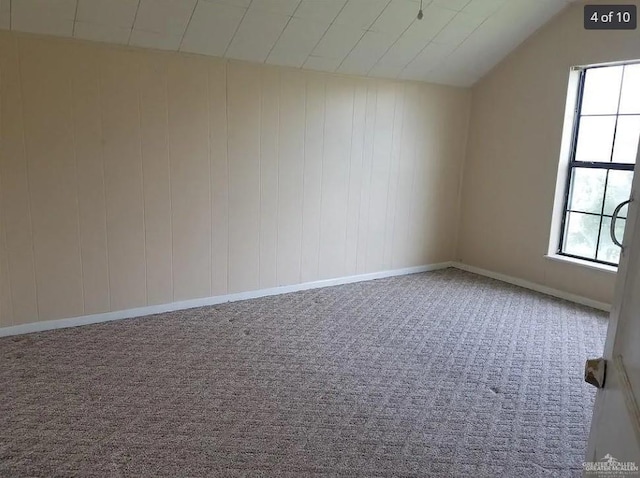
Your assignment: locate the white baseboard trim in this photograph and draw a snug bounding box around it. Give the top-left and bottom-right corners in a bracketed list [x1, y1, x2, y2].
[0, 262, 454, 337]
[451, 262, 611, 312]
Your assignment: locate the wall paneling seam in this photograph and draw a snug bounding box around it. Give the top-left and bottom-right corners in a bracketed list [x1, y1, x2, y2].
[298, 73, 308, 284]
[15, 36, 40, 322]
[224, 61, 230, 293]
[165, 58, 175, 302]
[137, 56, 149, 306]
[316, 77, 327, 278]
[96, 49, 111, 311]
[363, 82, 379, 273]
[0, 58, 15, 324]
[206, 61, 213, 295]
[69, 57, 86, 314]
[389, 84, 407, 267]
[343, 81, 357, 274]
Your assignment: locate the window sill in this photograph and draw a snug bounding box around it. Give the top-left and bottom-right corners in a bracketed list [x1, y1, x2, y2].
[544, 254, 618, 274]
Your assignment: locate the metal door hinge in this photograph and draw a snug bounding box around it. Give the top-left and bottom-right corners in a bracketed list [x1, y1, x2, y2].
[585, 357, 607, 389]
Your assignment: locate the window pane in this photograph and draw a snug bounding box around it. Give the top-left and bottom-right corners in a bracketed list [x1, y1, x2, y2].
[619, 64, 640, 114]
[612, 115, 640, 163]
[568, 168, 606, 214]
[563, 212, 601, 259]
[603, 170, 633, 216]
[597, 217, 625, 264]
[560, 63, 637, 266]
[575, 116, 616, 162]
[581, 66, 623, 115]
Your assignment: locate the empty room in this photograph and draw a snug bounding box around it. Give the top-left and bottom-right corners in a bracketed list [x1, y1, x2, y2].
[1, 0, 640, 476]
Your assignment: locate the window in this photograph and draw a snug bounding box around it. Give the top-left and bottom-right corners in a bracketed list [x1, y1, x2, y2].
[559, 62, 639, 266]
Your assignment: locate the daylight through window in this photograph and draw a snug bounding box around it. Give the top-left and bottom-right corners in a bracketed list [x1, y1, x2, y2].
[559, 62, 639, 266]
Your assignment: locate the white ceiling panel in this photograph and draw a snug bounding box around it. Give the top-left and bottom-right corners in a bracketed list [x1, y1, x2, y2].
[521, 0, 570, 30]
[265, 47, 308, 67]
[402, 4, 456, 42]
[400, 41, 457, 79]
[76, 0, 138, 28]
[374, 33, 429, 68]
[422, 58, 477, 86]
[370, 0, 417, 36]
[129, 28, 183, 51]
[417, 41, 458, 64]
[208, 0, 252, 7]
[303, 55, 341, 72]
[267, 17, 329, 67]
[133, 0, 196, 37]
[432, 0, 472, 11]
[453, 6, 525, 70]
[0, 0, 575, 87]
[180, 1, 246, 56]
[250, 0, 302, 16]
[225, 8, 290, 62]
[368, 61, 404, 79]
[338, 30, 396, 76]
[312, 23, 364, 60]
[294, 0, 346, 22]
[432, 10, 484, 45]
[333, 0, 390, 30]
[270, 17, 329, 54]
[273, 16, 330, 52]
[0, 0, 9, 29]
[74, 21, 131, 44]
[454, 0, 567, 80]
[463, 0, 507, 17]
[12, 0, 76, 37]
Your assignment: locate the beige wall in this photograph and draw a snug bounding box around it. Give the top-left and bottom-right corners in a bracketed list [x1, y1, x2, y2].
[458, 2, 640, 305]
[0, 31, 470, 328]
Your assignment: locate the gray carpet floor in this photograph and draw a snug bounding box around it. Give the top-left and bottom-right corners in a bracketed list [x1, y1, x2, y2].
[0, 268, 608, 477]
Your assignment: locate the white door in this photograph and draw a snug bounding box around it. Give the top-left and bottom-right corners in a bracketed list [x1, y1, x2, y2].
[585, 161, 640, 474]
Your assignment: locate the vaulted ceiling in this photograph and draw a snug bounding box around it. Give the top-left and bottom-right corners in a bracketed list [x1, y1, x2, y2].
[0, 0, 573, 86]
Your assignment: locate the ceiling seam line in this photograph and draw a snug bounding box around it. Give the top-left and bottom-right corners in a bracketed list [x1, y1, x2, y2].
[430, 15, 493, 81]
[223, 0, 254, 58]
[397, 5, 462, 80]
[422, 0, 510, 83]
[127, 0, 141, 45]
[335, 0, 393, 72]
[263, 0, 303, 65]
[443, 0, 546, 82]
[366, 0, 448, 77]
[298, 0, 350, 70]
[365, 12, 421, 78]
[365, 0, 472, 78]
[72, 0, 79, 37]
[178, 0, 199, 51]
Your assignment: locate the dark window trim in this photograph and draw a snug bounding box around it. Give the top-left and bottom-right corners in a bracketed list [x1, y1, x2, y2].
[566, 210, 626, 220]
[560, 251, 619, 268]
[558, 69, 586, 259]
[557, 65, 636, 266]
[571, 161, 634, 171]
